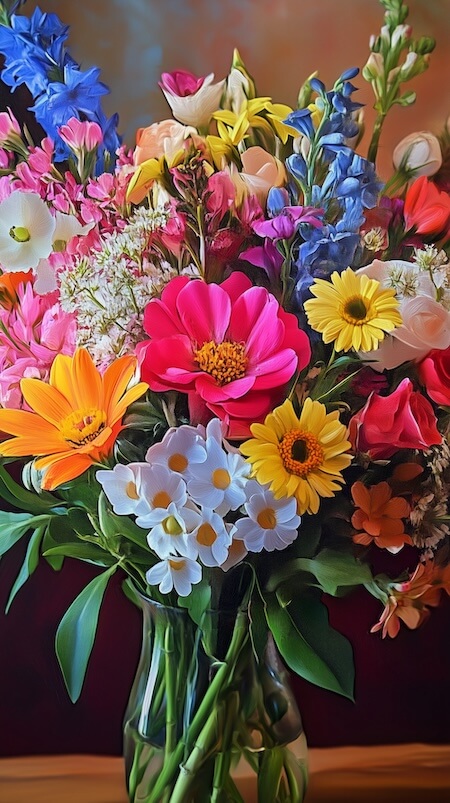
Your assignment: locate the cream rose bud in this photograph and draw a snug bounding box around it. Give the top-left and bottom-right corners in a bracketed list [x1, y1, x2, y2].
[393, 131, 442, 177]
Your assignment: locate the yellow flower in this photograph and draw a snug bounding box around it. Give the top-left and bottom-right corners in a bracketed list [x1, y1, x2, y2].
[240, 398, 352, 515]
[303, 267, 402, 352]
[0, 349, 148, 490]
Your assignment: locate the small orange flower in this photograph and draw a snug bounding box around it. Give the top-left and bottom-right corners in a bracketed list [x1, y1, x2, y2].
[0, 348, 148, 490]
[351, 481, 412, 552]
[0, 270, 32, 310]
[370, 562, 446, 639]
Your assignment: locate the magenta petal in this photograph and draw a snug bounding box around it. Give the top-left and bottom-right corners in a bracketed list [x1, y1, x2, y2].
[196, 372, 255, 402]
[143, 276, 191, 338]
[220, 271, 253, 305]
[230, 288, 285, 357]
[177, 280, 231, 344]
[251, 350, 299, 389]
[141, 335, 199, 390]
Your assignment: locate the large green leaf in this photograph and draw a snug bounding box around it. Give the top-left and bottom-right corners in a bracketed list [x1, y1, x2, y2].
[5, 525, 46, 612]
[265, 593, 354, 700]
[55, 564, 117, 702]
[0, 511, 50, 556]
[43, 542, 116, 566]
[0, 464, 59, 513]
[294, 549, 374, 596]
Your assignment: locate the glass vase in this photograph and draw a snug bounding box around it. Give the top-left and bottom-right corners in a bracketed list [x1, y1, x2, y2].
[123, 594, 308, 803]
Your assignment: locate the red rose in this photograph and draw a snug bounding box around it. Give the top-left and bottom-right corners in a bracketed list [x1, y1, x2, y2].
[418, 347, 450, 406]
[349, 378, 442, 459]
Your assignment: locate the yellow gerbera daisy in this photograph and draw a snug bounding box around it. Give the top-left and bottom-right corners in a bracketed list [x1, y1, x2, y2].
[0, 349, 148, 490]
[303, 267, 402, 352]
[240, 398, 352, 516]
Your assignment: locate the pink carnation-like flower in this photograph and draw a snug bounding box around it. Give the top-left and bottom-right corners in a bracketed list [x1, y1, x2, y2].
[137, 272, 311, 437]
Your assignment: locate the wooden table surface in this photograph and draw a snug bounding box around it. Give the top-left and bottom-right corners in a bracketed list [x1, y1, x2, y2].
[1, 744, 450, 802]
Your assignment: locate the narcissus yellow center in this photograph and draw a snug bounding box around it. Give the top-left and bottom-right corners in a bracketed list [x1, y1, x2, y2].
[168, 559, 185, 571]
[279, 429, 324, 478]
[152, 490, 172, 508]
[195, 340, 247, 385]
[212, 468, 231, 490]
[163, 516, 183, 536]
[60, 407, 106, 446]
[126, 481, 139, 500]
[168, 453, 188, 472]
[197, 523, 217, 546]
[256, 508, 277, 530]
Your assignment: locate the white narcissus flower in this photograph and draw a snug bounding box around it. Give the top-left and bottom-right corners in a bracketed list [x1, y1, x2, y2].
[145, 424, 207, 480]
[134, 464, 188, 528]
[191, 508, 232, 567]
[231, 480, 301, 553]
[145, 501, 200, 560]
[393, 131, 442, 178]
[161, 73, 225, 128]
[0, 191, 56, 271]
[96, 463, 153, 518]
[146, 556, 202, 597]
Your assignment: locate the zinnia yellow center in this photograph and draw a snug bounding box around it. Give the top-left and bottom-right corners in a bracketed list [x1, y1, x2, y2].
[341, 295, 371, 324]
[279, 429, 324, 477]
[194, 340, 247, 385]
[60, 407, 106, 446]
[197, 523, 217, 546]
[168, 453, 188, 472]
[257, 507, 277, 530]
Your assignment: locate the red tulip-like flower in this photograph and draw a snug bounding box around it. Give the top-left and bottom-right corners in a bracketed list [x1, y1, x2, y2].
[403, 175, 450, 237]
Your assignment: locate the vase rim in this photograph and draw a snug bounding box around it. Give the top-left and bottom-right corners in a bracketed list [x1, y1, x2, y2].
[135, 587, 249, 618]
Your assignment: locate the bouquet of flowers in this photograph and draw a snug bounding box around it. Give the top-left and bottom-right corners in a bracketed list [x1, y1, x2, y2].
[0, 0, 449, 800]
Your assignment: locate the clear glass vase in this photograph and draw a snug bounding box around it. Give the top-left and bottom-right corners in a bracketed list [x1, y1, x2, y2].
[123, 594, 308, 803]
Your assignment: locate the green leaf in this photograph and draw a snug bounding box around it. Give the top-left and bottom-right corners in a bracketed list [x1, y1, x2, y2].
[5, 525, 45, 612]
[43, 542, 115, 566]
[0, 464, 59, 513]
[0, 511, 50, 556]
[257, 746, 284, 803]
[95, 492, 149, 550]
[249, 591, 269, 663]
[55, 564, 117, 702]
[178, 579, 211, 628]
[294, 549, 374, 596]
[266, 593, 354, 699]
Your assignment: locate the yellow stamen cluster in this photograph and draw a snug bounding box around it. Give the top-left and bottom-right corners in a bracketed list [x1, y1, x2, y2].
[195, 340, 247, 385]
[60, 407, 106, 446]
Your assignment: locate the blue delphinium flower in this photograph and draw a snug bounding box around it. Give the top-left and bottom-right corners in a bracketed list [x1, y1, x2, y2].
[0, 6, 121, 172]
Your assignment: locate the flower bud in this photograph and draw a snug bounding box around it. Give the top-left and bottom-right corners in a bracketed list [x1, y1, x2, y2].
[393, 131, 442, 177]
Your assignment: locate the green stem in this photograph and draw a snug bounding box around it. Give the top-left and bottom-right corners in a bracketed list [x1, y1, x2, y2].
[146, 613, 249, 803]
[367, 112, 386, 166]
[210, 691, 240, 802]
[164, 625, 177, 757]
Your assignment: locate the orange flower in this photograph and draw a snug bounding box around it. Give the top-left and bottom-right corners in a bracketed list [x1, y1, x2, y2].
[351, 481, 412, 552]
[370, 562, 446, 639]
[0, 348, 148, 490]
[0, 270, 32, 310]
[403, 175, 450, 237]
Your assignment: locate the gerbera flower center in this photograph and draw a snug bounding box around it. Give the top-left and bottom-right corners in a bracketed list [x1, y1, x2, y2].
[257, 507, 277, 530]
[212, 468, 231, 489]
[197, 523, 217, 546]
[168, 453, 188, 472]
[194, 340, 247, 385]
[279, 429, 324, 478]
[60, 407, 107, 446]
[342, 295, 370, 324]
[152, 490, 172, 508]
[9, 225, 30, 243]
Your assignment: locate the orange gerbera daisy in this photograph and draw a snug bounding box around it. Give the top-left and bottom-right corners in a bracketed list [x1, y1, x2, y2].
[351, 481, 412, 552]
[0, 348, 148, 490]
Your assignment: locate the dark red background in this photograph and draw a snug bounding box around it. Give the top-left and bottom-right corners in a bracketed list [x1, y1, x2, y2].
[1, 539, 450, 757]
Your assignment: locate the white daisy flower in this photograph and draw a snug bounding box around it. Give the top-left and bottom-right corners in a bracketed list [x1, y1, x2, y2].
[0, 191, 55, 270]
[187, 429, 250, 516]
[146, 501, 200, 560]
[135, 464, 187, 528]
[145, 424, 207, 480]
[191, 508, 232, 567]
[146, 556, 202, 597]
[232, 480, 301, 553]
[96, 463, 154, 518]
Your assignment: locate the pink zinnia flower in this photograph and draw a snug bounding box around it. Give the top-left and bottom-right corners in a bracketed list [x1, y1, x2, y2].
[138, 272, 311, 437]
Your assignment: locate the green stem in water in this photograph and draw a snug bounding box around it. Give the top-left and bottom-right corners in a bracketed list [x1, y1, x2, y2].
[146, 613, 249, 803]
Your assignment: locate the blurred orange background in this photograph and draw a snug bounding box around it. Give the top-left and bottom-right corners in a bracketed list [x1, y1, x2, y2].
[26, 0, 450, 179]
